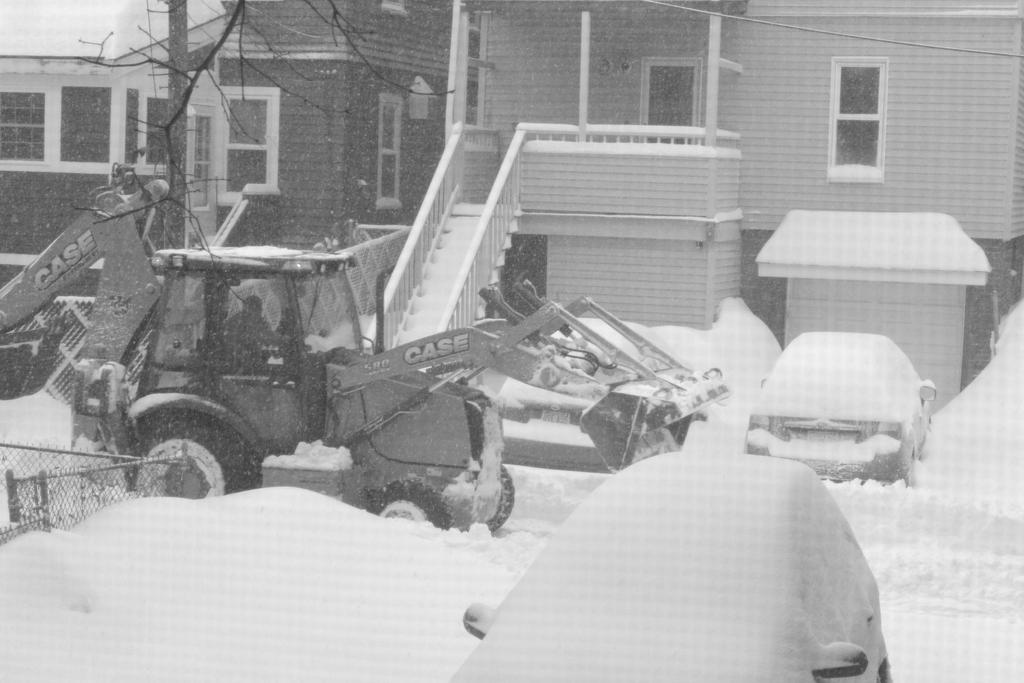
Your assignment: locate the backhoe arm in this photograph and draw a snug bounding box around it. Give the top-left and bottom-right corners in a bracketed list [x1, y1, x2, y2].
[0, 211, 161, 399]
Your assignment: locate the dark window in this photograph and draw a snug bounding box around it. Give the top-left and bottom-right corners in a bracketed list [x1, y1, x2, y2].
[0, 92, 45, 160]
[60, 87, 111, 162]
[146, 97, 169, 165]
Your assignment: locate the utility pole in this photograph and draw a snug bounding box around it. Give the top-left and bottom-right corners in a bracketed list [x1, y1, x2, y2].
[165, 0, 189, 247]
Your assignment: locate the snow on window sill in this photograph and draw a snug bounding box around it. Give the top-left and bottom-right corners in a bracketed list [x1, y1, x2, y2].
[376, 197, 402, 211]
[828, 164, 884, 184]
[381, 3, 408, 17]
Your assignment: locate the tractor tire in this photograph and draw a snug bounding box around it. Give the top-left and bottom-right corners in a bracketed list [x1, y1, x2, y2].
[370, 481, 453, 529]
[140, 417, 256, 498]
[486, 465, 516, 532]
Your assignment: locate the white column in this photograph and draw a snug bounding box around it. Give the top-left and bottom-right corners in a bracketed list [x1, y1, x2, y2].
[445, 0, 462, 138]
[578, 11, 590, 140]
[705, 14, 721, 148]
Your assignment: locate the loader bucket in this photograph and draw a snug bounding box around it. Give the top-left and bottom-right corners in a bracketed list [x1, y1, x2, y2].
[579, 389, 693, 471]
[0, 326, 64, 400]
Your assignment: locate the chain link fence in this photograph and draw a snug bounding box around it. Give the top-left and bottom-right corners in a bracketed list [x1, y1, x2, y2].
[1, 442, 184, 546]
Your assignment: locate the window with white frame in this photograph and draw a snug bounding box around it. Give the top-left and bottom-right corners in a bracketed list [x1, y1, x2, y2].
[0, 92, 45, 160]
[829, 58, 887, 182]
[0, 85, 112, 168]
[377, 93, 402, 210]
[223, 87, 280, 196]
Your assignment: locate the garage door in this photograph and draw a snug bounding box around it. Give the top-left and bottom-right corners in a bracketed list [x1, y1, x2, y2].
[786, 279, 964, 410]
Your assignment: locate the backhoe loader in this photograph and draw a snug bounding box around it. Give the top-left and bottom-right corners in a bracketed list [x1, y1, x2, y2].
[1, 169, 729, 531]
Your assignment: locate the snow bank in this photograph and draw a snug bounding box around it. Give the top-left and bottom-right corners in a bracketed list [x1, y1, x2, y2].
[0, 391, 72, 447]
[921, 302, 1024, 505]
[0, 488, 515, 682]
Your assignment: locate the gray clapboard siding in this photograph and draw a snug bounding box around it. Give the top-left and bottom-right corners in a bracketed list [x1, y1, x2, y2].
[547, 235, 714, 327]
[721, 15, 1017, 240]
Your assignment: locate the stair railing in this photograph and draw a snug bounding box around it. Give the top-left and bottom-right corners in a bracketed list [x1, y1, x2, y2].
[381, 123, 465, 346]
[435, 125, 529, 333]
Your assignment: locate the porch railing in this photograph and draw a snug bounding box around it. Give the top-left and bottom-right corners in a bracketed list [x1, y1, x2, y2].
[382, 123, 465, 346]
[437, 126, 529, 332]
[518, 122, 740, 148]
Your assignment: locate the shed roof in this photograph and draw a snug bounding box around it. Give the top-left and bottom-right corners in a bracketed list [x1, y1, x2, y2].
[756, 210, 990, 286]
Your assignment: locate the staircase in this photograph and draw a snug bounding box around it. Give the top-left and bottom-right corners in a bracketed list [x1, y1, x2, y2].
[394, 203, 486, 345]
[382, 125, 527, 348]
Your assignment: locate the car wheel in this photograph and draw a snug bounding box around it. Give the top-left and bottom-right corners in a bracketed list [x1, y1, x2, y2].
[486, 465, 516, 532]
[370, 481, 453, 529]
[140, 416, 255, 497]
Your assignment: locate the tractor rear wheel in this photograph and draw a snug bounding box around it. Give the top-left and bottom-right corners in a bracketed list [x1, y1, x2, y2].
[372, 481, 453, 529]
[486, 465, 516, 532]
[139, 417, 255, 498]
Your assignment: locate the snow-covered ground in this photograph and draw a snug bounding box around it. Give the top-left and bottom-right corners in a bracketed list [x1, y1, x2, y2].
[0, 298, 1022, 681]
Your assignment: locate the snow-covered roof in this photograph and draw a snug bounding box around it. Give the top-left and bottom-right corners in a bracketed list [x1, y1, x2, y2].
[757, 210, 990, 286]
[0, 1, 224, 61]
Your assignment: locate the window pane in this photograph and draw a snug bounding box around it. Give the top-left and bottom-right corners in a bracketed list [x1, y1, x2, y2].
[125, 88, 139, 162]
[647, 66, 695, 126]
[0, 92, 45, 160]
[146, 98, 169, 164]
[381, 103, 398, 150]
[229, 99, 267, 145]
[839, 67, 880, 115]
[380, 154, 397, 198]
[61, 86, 111, 162]
[227, 149, 267, 191]
[192, 116, 212, 207]
[836, 120, 879, 166]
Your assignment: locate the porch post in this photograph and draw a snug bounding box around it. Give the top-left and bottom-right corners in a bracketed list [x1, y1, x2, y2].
[579, 11, 590, 141]
[445, 0, 463, 138]
[705, 14, 721, 147]
[703, 14, 723, 329]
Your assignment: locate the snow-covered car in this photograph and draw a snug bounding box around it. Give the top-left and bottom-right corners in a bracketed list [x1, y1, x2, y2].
[745, 332, 936, 484]
[453, 453, 892, 683]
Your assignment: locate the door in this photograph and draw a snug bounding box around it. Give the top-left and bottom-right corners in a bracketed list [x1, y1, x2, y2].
[186, 104, 218, 242]
[210, 274, 314, 451]
[786, 279, 965, 410]
[641, 59, 701, 126]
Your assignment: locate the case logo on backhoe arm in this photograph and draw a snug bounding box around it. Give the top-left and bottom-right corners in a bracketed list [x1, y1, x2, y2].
[403, 332, 470, 365]
[33, 230, 98, 290]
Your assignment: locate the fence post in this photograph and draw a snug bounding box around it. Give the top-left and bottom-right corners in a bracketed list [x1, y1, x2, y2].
[39, 472, 51, 532]
[5, 469, 19, 524]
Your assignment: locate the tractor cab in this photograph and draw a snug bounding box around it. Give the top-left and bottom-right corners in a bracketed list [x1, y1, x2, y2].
[137, 247, 364, 453]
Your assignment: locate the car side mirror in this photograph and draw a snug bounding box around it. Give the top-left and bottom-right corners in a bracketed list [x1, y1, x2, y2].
[919, 381, 937, 403]
[462, 602, 497, 640]
[811, 642, 869, 679]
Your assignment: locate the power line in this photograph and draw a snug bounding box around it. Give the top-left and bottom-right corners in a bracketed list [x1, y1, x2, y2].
[642, 0, 1024, 60]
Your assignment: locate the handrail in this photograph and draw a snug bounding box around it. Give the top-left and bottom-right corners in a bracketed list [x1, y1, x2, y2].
[435, 126, 529, 333]
[382, 123, 465, 345]
[516, 122, 740, 145]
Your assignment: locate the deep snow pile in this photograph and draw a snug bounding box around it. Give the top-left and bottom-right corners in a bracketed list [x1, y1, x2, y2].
[918, 301, 1024, 507]
[0, 489, 519, 683]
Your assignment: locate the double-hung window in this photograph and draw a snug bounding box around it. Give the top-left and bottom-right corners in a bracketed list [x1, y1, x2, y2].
[828, 58, 887, 182]
[377, 93, 402, 210]
[223, 86, 280, 197]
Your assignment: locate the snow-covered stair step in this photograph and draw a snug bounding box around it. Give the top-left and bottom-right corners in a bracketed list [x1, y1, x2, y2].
[396, 209, 485, 344]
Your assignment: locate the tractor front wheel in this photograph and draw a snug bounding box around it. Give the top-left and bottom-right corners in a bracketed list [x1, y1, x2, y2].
[486, 465, 516, 532]
[139, 418, 254, 498]
[371, 481, 453, 529]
